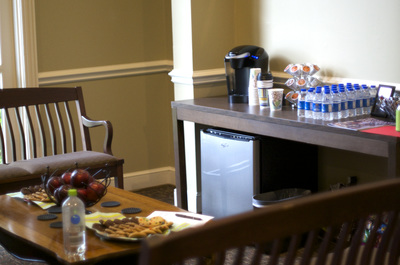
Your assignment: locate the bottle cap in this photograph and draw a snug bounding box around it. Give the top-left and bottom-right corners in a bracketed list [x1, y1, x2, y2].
[68, 189, 77, 196]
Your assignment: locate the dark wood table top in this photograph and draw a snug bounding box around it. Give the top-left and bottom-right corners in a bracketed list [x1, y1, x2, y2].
[0, 186, 184, 264]
[171, 96, 399, 157]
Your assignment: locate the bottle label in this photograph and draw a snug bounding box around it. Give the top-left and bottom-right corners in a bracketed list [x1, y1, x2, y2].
[322, 103, 331, 113]
[305, 101, 311, 111]
[341, 101, 348, 110]
[348, 100, 355, 110]
[298, 100, 305, 110]
[312, 102, 321, 112]
[332, 103, 339, 112]
[71, 214, 81, 225]
[362, 99, 369, 107]
[355, 99, 361, 108]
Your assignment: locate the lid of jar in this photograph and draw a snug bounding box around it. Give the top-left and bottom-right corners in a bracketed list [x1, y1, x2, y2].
[257, 72, 273, 81]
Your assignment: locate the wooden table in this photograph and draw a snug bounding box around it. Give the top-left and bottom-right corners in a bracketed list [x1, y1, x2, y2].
[0, 186, 184, 264]
[171, 96, 400, 209]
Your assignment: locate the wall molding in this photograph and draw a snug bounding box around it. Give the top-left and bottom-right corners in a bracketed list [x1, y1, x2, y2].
[168, 68, 226, 85]
[38, 60, 174, 85]
[39, 61, 400, 89]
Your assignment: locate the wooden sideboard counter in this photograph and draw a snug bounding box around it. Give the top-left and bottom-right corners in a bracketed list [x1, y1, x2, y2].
[171, 96, 400, 209]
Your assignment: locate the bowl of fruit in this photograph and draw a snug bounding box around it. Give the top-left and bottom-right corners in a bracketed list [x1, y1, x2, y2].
[42, 167, 111, 207]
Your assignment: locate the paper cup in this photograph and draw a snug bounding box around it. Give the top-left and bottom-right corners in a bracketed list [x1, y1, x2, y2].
[268, 89, 284, 111]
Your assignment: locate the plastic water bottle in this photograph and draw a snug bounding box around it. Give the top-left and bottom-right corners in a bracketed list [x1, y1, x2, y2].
[331, 89, 341, 120]
[312, 88, 323, 120]
[361, 85, 370, 114]
[62, 189, 86, 260]
[354, 85, 363, 116]
[322, 87, 332, 121]
[347, 88, 356, 117]
[304, 88, 314, 119]
[297, 88, 307, 117]
[339, 87, 349, 119]
[369, 85, 378, 113]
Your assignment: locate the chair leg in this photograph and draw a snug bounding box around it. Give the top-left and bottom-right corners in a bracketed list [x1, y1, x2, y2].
[114, 164, 124, 189]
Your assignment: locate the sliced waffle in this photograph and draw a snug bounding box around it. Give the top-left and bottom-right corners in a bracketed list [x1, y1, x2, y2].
[92, 216, 173, 239]
[21, 185, 51, 202]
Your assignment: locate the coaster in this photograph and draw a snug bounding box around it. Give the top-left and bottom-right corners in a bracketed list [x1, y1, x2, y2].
[37, 214, 58, 221]
[121, 207, 142, 214]
[101, 201, 121, 207]
[48, 206, 62, 214]
[50, 221, 63, 228]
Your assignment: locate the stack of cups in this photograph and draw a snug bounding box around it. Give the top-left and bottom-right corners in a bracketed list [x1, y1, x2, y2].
[256, 72, 273, 107]
[248, 68, 262, 106]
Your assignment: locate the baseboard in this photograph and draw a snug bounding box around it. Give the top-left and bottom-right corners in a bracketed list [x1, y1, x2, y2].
[114, 167, 176, 191]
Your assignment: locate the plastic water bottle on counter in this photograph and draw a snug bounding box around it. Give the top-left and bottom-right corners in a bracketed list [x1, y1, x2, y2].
[304, 88, 314, 119]
[312, 87, 323, 120]
[331, 89, 341, 120]
[354, 85, 363, 116]
[62, 189, 86, 260]
[321, 86, 332, 121]
[361, 85, 371, 114]
[297, 88, 307, 117]
[339, 87, 349, 119]
[347, 87, 356, 117]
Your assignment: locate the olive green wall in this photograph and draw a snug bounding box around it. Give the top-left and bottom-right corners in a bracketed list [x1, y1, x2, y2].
[35, 0, 172, 71]
[34, 0, 174, 177]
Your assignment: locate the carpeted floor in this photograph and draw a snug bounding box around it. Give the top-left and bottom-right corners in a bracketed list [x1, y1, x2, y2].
[0, 184, 175, 265]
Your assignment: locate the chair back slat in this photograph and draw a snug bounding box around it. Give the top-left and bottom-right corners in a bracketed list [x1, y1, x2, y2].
[34, 104, 47, 157]
[4, 108, 16, 162]
[54, 102, 67, 154]
[0, 122, 5, 164]
[64, 101, 77, 152]
[44, 103, 57, 156]
[24, 106, 37, 158]
[14, 107, 26, 160]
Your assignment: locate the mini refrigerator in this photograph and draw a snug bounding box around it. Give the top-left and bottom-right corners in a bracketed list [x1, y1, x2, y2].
[200, 128, 260, 219]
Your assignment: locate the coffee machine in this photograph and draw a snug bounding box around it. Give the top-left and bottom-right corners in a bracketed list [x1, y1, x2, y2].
[224, 45, 269, 103]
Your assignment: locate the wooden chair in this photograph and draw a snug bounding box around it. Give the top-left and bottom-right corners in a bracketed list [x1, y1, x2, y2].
[0, 87, 124, 193]
[139, 178, 400, 265]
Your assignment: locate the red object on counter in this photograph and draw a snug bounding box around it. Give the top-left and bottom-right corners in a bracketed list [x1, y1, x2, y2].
[361, 126, 400, 137]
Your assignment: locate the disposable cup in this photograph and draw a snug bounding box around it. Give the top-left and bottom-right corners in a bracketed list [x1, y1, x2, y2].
[268, 89, 284, 111]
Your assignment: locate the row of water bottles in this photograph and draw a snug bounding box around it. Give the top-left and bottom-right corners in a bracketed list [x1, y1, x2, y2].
[297, 83, 378, 121]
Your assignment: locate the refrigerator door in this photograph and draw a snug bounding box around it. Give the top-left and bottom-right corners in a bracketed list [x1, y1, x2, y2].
[201, 129, 260, 219]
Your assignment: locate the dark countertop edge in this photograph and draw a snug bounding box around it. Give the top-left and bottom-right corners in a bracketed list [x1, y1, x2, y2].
[171, 96, 399, 143]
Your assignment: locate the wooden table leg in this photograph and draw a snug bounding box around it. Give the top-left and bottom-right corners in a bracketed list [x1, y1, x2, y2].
[172, 108, 188, 210]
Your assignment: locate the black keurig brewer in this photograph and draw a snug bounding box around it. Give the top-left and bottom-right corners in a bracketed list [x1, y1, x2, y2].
[224, 45, 269, 103]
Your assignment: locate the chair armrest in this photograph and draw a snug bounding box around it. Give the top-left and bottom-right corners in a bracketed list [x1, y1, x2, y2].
[82, 116, 113, 155]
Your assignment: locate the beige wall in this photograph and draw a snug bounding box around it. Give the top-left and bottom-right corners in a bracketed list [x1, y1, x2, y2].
[34, 0, 174, 175]
[248, 0, 400, 84]
[34, 0, 400, 191]
[35, 0, 172, 71]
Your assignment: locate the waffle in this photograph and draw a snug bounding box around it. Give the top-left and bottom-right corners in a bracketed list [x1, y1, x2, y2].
[92, 216, 173, 239]
[21, 185, 51, 202]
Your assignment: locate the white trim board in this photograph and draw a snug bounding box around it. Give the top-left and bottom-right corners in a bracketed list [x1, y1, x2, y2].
[111, 167, 176, 191]
[38, 60, 174, 85]
[38, 61, 400, 89]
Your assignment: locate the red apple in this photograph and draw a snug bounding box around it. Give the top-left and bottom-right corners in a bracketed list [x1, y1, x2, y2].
[46, 176, 63, 195]
[86, 181, 106, 202]
[54, 184, 72, 203]
[70, 169, 94, 188]
[77, 188, 88, 204]
[61, 171, 72, 184]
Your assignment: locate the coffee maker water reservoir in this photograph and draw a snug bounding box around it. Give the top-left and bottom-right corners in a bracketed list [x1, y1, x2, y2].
[224, 45, 269, 103]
